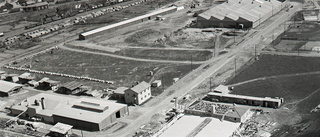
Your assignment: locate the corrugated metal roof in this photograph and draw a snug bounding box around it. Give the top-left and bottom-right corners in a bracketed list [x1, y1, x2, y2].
[61, 81, 82, 91]
[198, 0, 283, 23]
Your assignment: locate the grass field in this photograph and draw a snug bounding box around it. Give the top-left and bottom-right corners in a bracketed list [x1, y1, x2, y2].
[226, 54, 320, 137]
[282, 21, 320, 41]
[116, 48, 213, 61]
[66, 44, 213, 61]
[4, 49, 198, 91]
[228, 54, 320, 84]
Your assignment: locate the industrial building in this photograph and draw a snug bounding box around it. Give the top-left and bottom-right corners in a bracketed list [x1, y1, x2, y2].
[196, 0, 289, 28]
[10, 93, 128, 131]
[185, 100, 253, 123]
[124, 81, 151, 105]
[207, 92, 284, 108]
[79, 6, 177, 40]
[0, 80, 23, 97]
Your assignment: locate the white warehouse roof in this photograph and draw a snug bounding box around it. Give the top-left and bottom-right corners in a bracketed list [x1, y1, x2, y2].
[81, 6, 177, 37]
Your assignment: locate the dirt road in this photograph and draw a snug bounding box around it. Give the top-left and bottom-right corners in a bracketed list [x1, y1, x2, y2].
[69, 2, 302, 137]
[1, 2, 301, 137]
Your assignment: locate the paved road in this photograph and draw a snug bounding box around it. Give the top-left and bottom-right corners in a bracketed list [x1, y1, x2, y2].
[71, 2, 303, 137]
[1, 2, 301, 137]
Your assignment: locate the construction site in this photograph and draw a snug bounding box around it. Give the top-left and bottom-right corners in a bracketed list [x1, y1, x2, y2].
[0, 0, 319, 136]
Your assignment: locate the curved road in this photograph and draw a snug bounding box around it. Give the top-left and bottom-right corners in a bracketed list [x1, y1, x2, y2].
[60, 44, 209, 64]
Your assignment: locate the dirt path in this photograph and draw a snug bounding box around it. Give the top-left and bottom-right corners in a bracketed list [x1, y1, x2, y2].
[228, 71, 320, 87]
[282, 87, 320, 109]
[59, 44, 208, 64]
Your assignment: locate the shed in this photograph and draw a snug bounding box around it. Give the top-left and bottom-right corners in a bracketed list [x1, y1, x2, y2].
[49, 122, 73, 137]
[28, 80, 39, 87]
[38, 77, 59, 90]
[213, 85, 231, 94]
[57, 81, 83, 94]
[0, 80, 23, 97]
[18, 72, 36, 84]
[113, 87, 128, 99]
[151, 80, 162, 87]
[5, 74, 19, 83]
[173, 78, 180, 83]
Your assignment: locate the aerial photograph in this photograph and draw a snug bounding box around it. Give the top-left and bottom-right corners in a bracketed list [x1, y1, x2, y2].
[0, 0, 319, 136]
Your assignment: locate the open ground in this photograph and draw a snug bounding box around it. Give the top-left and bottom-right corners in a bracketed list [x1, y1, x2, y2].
[226, 54, 320, 136]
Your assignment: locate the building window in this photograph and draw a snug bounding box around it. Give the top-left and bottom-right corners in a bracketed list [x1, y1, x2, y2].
[141, 97, 143, 100]
[145, 95, 146, 98]
[148, 93, 150, 95]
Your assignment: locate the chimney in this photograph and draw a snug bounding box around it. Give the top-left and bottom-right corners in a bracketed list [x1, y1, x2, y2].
[41, 97, 45, 110]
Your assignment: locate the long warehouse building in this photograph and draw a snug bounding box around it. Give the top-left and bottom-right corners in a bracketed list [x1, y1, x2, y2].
[196, 0, 289, 28]
[79, 6, 177, 40]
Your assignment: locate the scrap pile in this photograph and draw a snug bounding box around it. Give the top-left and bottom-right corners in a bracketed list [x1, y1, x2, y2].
[236, 120, 258, 137]
[188, 101, 213, 112]
[214, 104, 233, 114]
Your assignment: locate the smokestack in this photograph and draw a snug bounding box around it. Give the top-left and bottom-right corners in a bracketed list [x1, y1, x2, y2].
[41, 97, 45, 110]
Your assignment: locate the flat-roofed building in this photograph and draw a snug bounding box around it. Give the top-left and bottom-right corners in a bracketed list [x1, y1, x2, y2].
[207, 92, 284, 108]
[0, 80, 23, 97]
[10, 93, 128, 131]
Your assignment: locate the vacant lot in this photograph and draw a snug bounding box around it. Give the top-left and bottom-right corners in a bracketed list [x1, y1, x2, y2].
[227, 54, 320, 137]
[4, 49, 198, 91]
[116, 48, 212, 61]
[228, 54, 320, 84]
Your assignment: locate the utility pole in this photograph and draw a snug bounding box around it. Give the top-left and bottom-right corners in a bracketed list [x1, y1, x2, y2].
[233, 28, 236, 44]
[234, 58, 237, 77]
[213, 35, 217, 57]
[162, 74, 165, 93]
[210, 77, 212, 92]
[190, 55, 193, 71]
[254, 44, 257, 60]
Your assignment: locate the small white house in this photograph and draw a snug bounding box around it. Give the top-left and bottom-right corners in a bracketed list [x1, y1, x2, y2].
[151, 80, 162, 87]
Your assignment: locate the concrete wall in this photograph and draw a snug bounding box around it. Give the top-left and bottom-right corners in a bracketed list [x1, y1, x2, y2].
[53, 115, 100, 131]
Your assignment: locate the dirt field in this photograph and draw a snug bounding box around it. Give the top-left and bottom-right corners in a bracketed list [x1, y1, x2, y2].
[226, 54, 320, 137]
[4, 49, 198, 91]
